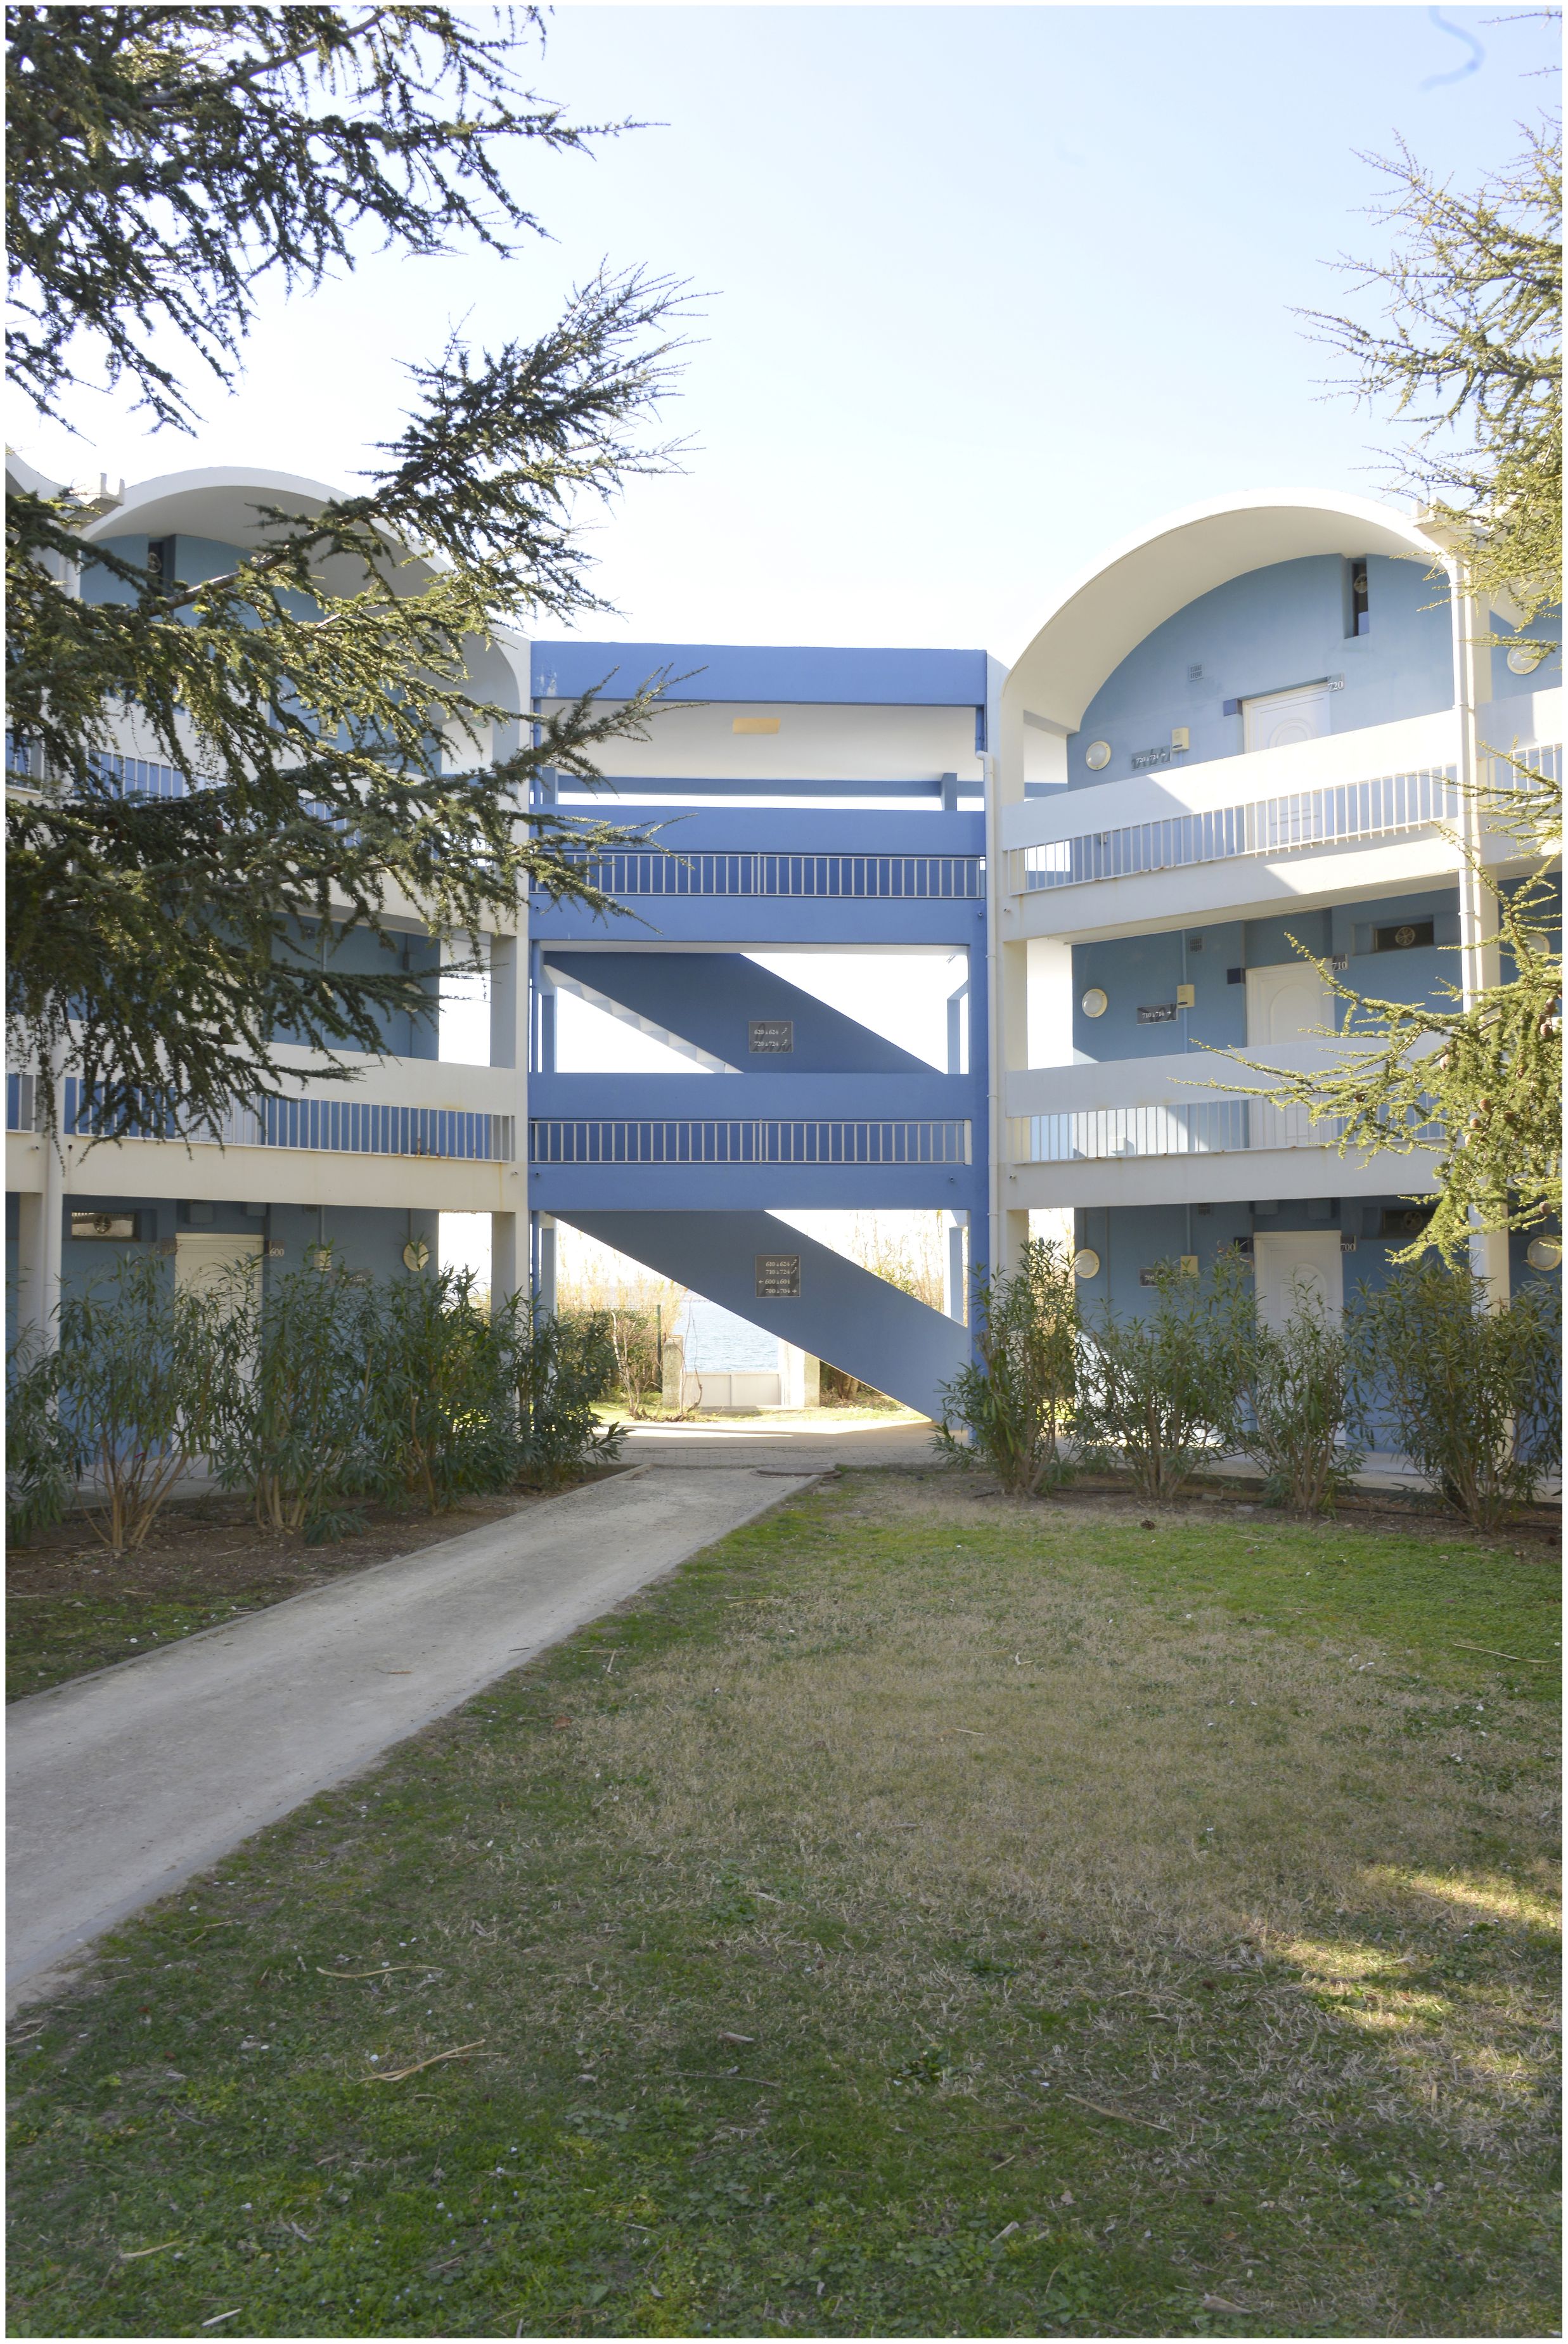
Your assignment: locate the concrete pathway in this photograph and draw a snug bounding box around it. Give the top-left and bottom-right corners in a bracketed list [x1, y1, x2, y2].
[6, 1465, 817, 2000]
[619, 1415, 939, 1470]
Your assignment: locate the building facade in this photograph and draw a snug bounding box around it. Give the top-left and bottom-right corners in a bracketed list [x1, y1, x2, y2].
[6, 470, 1560, 1413]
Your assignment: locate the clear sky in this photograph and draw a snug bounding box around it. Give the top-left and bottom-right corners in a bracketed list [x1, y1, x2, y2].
[14, 4, 1553, 664]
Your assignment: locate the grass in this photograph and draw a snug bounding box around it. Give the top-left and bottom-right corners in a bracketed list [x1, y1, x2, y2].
[6, 1476, 1560, 2338]
[6, 1487, 593, 1704]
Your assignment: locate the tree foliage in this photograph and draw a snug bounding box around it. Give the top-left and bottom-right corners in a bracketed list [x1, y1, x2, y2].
[1226, 775, 1561, 1259]
[1256, 83, 1562, 1254]
[6, 7, 686, 1138]
[1302, 114, 1560, 651]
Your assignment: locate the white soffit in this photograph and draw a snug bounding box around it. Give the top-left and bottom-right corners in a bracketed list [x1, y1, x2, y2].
[1006, 491, 1441, 733]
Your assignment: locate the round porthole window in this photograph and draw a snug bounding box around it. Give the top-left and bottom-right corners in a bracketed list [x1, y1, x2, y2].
[1526, 1235, 1562, 1272]
[1507, 643, 1548, 675]
[1072, 1247, 1101, 1280]
[1085, 740, 1112, 771]
[1081, 986, 1109, 1019]
[402, 1237, 430, 1272]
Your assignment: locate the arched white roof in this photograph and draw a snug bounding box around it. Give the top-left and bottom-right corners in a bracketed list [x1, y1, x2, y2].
[79, 463, 529, 711]
[1006, 489, 1443, 733]
[80, 465, 345, 547]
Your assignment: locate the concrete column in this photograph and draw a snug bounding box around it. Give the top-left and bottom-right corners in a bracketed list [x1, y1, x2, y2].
[534, 1212, 556, 1316]
[945, 1210, 968, 1323]
[1448, 560, 1510, 1306]
[491, 1212, 521, 1308]
[18, 1070, 66, 1341]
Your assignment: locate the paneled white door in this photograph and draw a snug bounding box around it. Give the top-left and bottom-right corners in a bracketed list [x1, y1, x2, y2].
[1246, 962, 1334, 1149]
[1243, 683, 1330, 752]
[1252, 1230, 1344, 1330]
[173, 1232, 263, 1303]
[1246, 961, 1333, 1047]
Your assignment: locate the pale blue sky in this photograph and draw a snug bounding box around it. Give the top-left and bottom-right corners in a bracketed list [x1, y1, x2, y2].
[15, 4, 1552, 660]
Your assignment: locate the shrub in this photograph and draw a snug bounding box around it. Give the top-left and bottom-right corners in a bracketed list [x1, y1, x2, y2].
[209, 1253, 379, 1538]
[516, 1305, 622, 1486]
[605, 1305, 663, 1418]
[5, 1332, 72, 1542]
[54, 1250, 248, 1550]
[1349, 1259, 1562, 1527]
[1237, 1282, 1363, 1514]
[363, 1268, 521, 1511]
[1076, 1251, 1254, 1503]
[935, 1238, 1079, 1495]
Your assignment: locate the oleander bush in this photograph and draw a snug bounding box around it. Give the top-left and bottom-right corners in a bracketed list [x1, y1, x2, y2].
[516, 1304, 623, 1485]
[4, 1330, 72, 1543]
[1076, 1251, 1256, 1504]
[1235, 1281, 1363, 1514]
[935, 1238, 1079, 1495]
[53, 1250, 250, 1550]
[1349, 1258, 1562, 1528]
[209, 1252, 380, 1540]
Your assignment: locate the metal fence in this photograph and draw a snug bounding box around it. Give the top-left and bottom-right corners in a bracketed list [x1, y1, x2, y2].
[530, 1117, 972, 1165]
[562, 851, 984, 900]
[1013, 1094, 1448, 1162]
[61, 1078, 513, 1161]
[1010, 766, 1462, 894]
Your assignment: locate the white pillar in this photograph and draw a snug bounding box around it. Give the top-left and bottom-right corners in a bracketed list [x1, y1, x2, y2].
[1447, 554, 1511, 1306]
[491, 1212, 520, 1308]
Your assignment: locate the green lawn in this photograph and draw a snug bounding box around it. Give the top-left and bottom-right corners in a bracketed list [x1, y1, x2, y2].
[7, 1477, 1560, 2338]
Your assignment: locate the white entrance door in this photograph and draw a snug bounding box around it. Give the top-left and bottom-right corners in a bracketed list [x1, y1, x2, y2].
[1247, 963, 1334, 1149]
[1252, 1230, 1344, 1331]
[1243, 683, 1330, 752]
[173, 1232, 263, 1304]
[1246, 961, 1333, 1048]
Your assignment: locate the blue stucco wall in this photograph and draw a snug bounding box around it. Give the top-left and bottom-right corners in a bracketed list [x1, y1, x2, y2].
[1067, 554, 1453, 787]
[1070, 887, 1463, 1060]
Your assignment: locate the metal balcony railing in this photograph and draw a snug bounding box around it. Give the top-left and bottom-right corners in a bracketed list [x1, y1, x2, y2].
[1009, 766, 1462, 895]
[531, 1117, 972, 1165]
[1013, 1096, 1441, 1162]
[561, 851, 984, 900]
[61, 1079, 513, 1162]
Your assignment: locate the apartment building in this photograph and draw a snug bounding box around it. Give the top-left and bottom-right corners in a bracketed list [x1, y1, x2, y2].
[6, 472, 1560, 1398]
[989, 491, 1560, 1322]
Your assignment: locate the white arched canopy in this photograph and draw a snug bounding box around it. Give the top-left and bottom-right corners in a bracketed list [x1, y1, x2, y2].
[1005, 490, 1443, 736]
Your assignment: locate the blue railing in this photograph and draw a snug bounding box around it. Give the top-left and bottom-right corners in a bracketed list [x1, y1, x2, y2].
[61, 1078, 513, 1162]
[87, 750, 191, 799]
[531, 1118, 971, 1166]
[562, 851, 984, 900]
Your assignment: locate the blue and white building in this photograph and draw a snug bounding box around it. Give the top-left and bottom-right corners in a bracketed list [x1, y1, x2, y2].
[991, 491, 1558, 1329]
[7, 467, 1560, 1417]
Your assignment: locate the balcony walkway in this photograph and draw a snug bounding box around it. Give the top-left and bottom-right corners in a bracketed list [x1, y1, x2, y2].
[6, 1465, 819, 2006]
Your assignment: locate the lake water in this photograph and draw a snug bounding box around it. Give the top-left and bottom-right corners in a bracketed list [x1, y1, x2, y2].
[675, 1293, 780, 1372]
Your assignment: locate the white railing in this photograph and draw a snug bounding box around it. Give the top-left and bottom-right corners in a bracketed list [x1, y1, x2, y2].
[1008, 766, 1459, 896]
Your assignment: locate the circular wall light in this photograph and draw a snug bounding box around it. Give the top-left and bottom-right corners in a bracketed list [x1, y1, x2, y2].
[1072, 1247, 1101, 1280]
[1507, 643, 1549, 675]
[1084, 740, 1112, 771]
[402, 1237, 430, 1272]
[1081, 986, 1109, 1019]
[1526, 1235, 1562, 1272]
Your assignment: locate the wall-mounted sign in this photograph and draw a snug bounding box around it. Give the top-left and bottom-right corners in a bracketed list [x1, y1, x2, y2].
[755, 1253, 800, 1298]
[70, 1211, 136, 1240]
[749, 1019, 794, 1053]
[1136, 1003, 1178, 1024]
[1131, 745, 1172, 771]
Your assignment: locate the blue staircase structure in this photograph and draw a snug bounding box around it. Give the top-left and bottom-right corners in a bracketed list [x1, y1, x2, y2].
[525, 645, 993, 1422]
